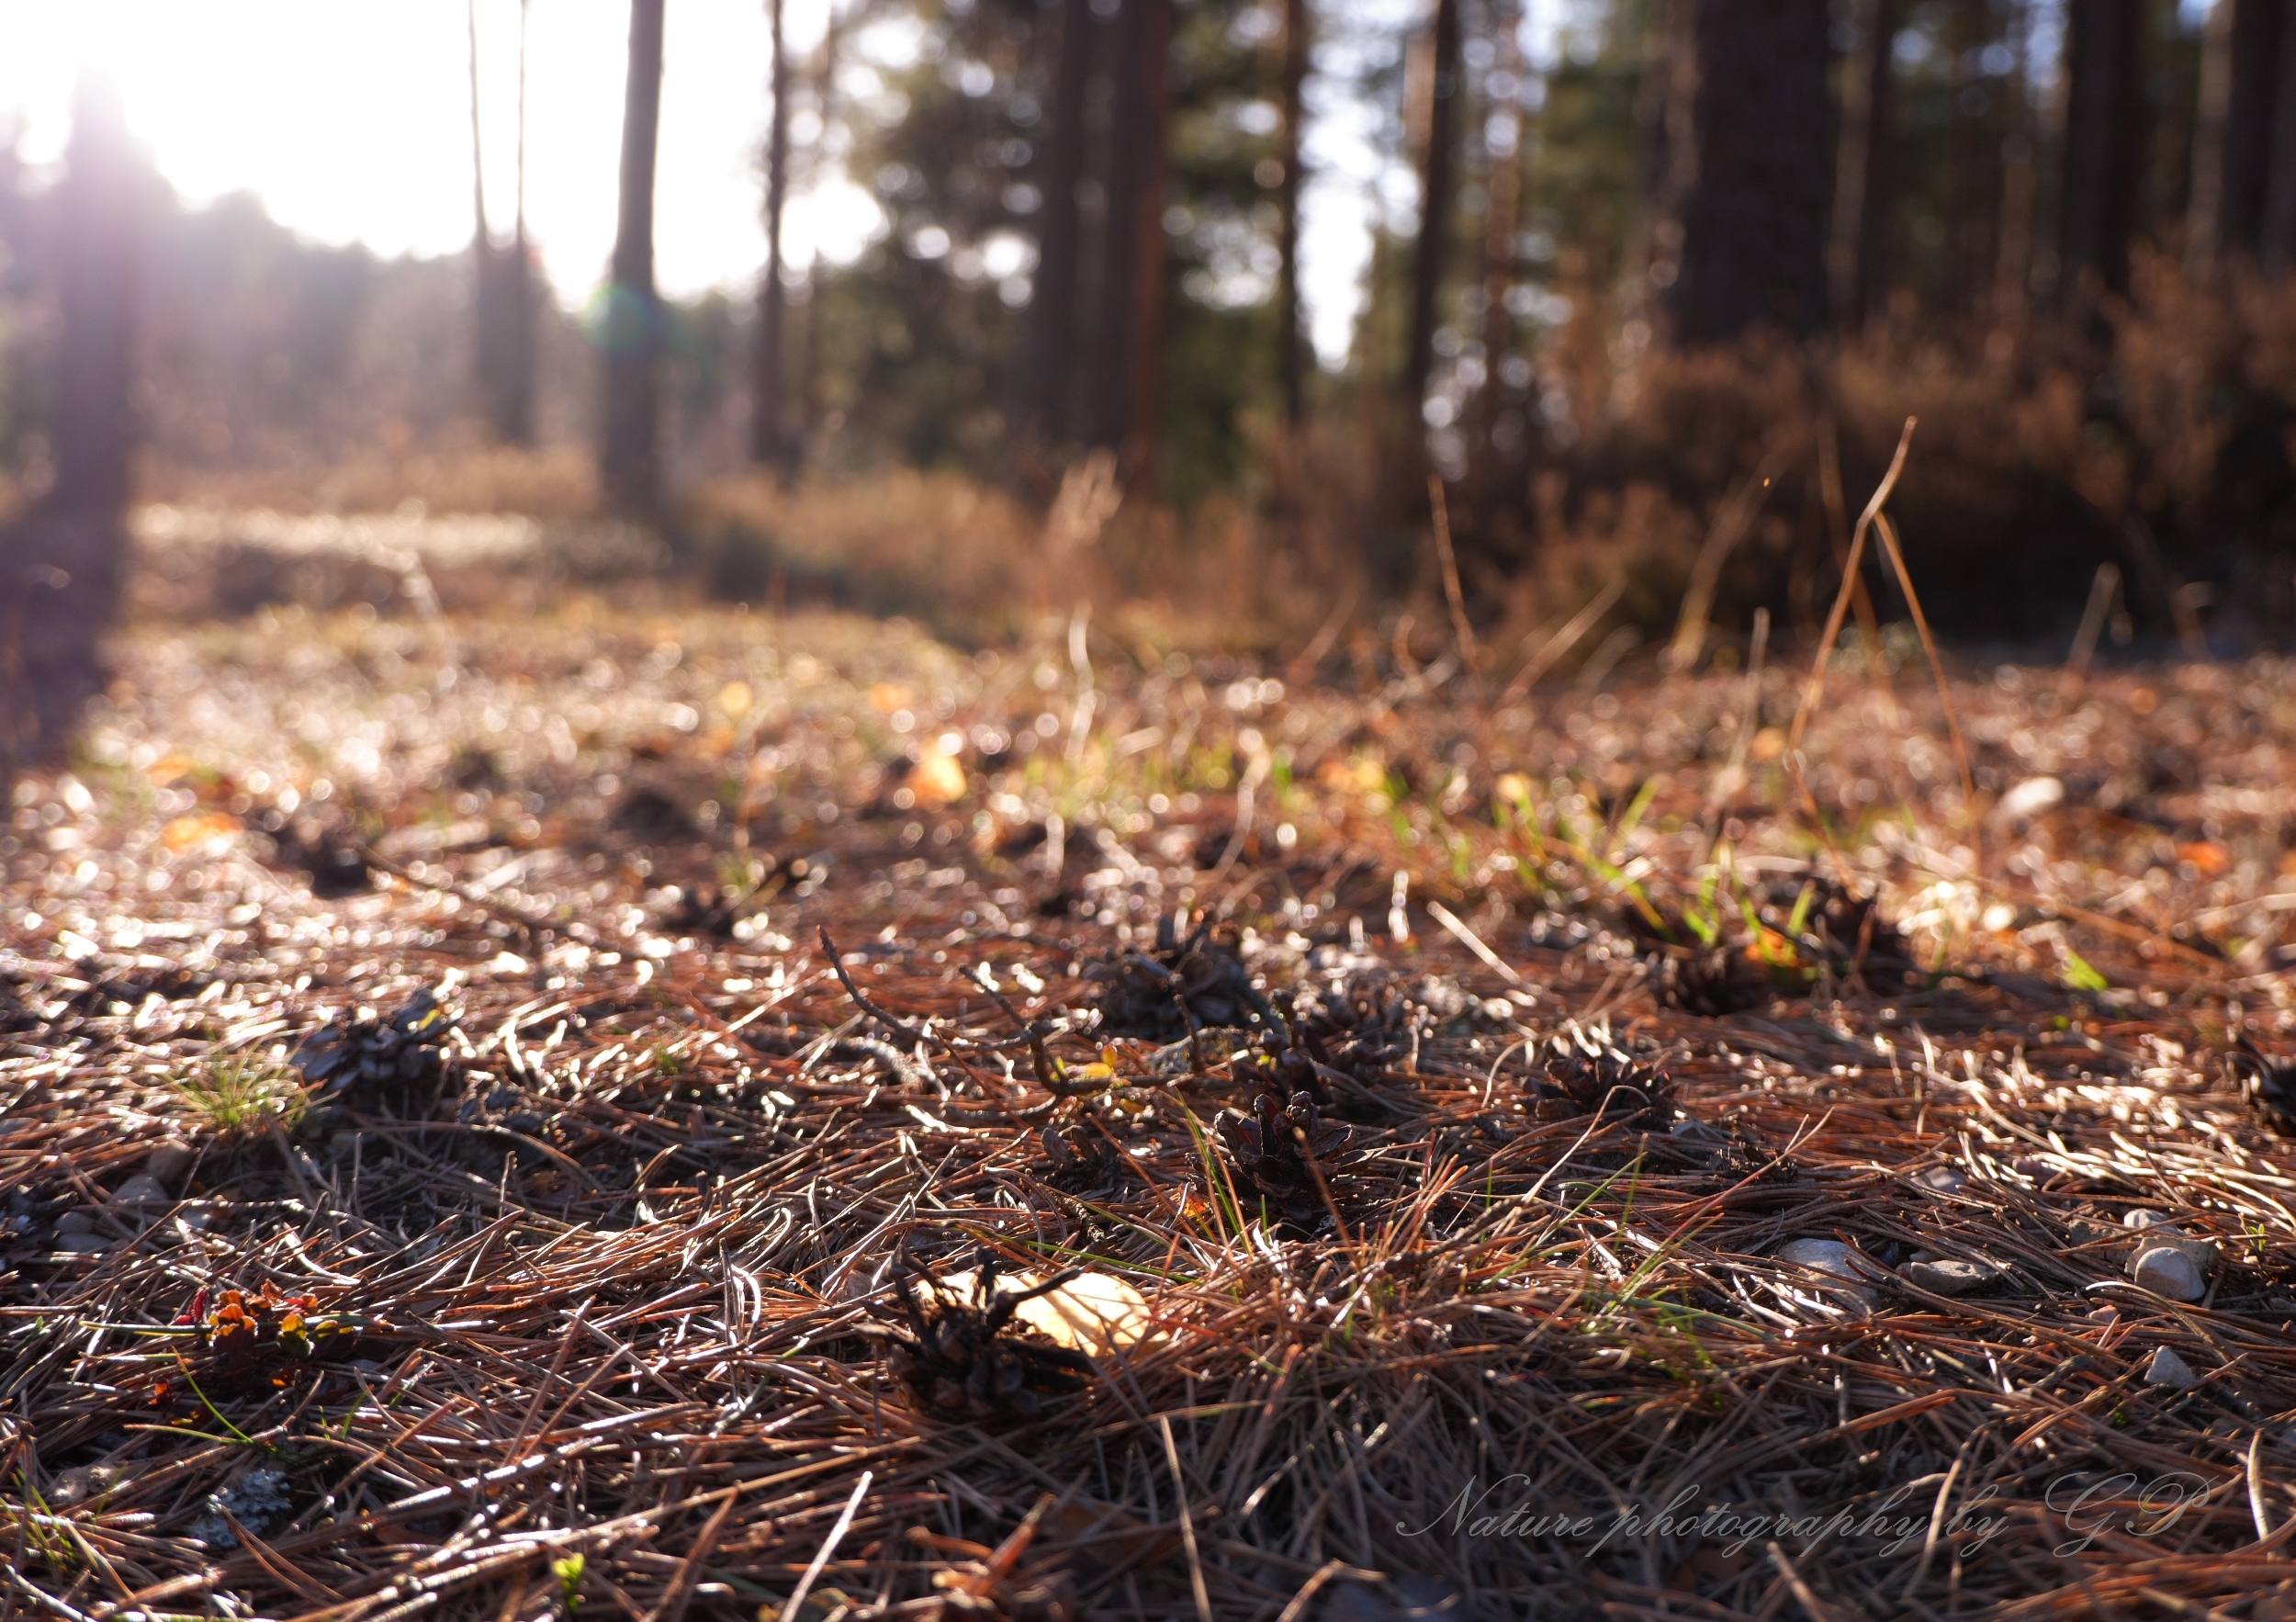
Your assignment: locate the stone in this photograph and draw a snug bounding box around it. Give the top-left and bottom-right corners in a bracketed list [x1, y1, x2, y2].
[145, 1139, 196, 1187]
[111, 1174, 170, 1206]
[55, 1211, 95, 1234]
[1913, 1166, 1967, 1195]
[1905, 1258, 1998, 1297]
[1779, 1238, 1873, 1281]
[2123, 1209, 2178, 1232]
[54, 1231, 111, 1254]
[2130, 1245, 2207, 1302]
[2143, 1346, 2200, 1390]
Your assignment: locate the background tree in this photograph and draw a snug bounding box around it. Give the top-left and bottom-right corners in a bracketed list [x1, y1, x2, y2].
[755, 0, 795, 473]
[601, 0, 666, 513]
[1089, 0, 1176, 474]
[1015, 0, 1092, 464]
[0, 79, 143, 788]
[1275, 0, 1308, 433]
[2055, 0, 2144, 299]
[1402, 0, 1462, 429]
[470, 0, 537, 445]
[1654, 0, 1832, 343]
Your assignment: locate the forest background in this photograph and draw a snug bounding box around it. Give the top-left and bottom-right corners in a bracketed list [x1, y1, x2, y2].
[6, 0, 2296, 684]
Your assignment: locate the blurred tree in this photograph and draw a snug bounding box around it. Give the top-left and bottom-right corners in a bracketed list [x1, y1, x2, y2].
[755, 0, 795, 473]
[1651, 0, 1831, 342]
[1476, 0, 1525, 466]
[1015, 0, 1092, 464]
[2056, 0, 2144, 298]
[470, 0, 537, 445]
[1402, 0, 1462, 431]
[601, 0, 666, 513]
[1090, 0, 1176, 474]
[0, 78, 144, 789]
[2261, 0, 2296, 271]
[1830, 0, 1899, 325]
[1276, 0, 1308, 432]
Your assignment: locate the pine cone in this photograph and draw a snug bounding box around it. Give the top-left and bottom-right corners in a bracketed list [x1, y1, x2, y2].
[1217, 1089, 1353, 1230]
[1531, 1047, 1673, 1128]
[294, 989, 455, 1097]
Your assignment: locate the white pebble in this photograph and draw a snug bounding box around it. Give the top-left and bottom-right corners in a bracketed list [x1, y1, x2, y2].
[54, 1232, 112, 1255]
[1779, 1238, 1870, 1280]
[2129, 1245, 2206, 1302]
[2143, 1346, 2200, 1390]
[111, 1174, 170, 1206]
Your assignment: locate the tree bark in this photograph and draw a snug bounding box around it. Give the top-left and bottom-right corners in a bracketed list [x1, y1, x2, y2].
[468, 0, 536, 445]
[1277, 0, 1309, 431]
[1088, 0, 1174, 475]
[1479, 0, 1525, 457]
[802, 0, 843, 443]
[1665, 0, 1833, 344]
[602, 0, 666, 514]
[1, 79, 142, 785]
[755, 0, 793, 472]
[2259, 0, 2296, 271]
[2214, 0, 2289, 257]
[2056, 0, 2144, 299]
[1829, 0, 1899, 326]
[1018, 0, 1092, 456]
[1993, 0, 2036, 321]
[1403, 0, 1462, 422]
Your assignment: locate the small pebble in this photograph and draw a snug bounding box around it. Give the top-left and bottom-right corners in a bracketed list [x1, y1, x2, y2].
[2130, 1245, 2207, 1302]
[1779, 1238, 1871, 1281]
[54, 1231, 112, 1254]
[2124, 1209, 2177, 1232]
[1905, 1258, 1997, 1297]
[1914, 1166, 1967, 1194]
[145, 1139, 196, 1187]
[56, 1211, 96, 1234]
[2144, 1346, 2200, 1390]
[111, 1174, 170, 1206]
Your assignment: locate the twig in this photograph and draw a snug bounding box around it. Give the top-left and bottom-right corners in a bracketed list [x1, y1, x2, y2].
[780, 1470, 871, 1622]
[1869, 510, 1976, 817]
[1499, 571, 1626, 707]
[1157, 1415, 1214, 1622]
[1428, 476, 1480, 692]
[1789, 416, 1916, 758]
[1424, 899, 1526, 990]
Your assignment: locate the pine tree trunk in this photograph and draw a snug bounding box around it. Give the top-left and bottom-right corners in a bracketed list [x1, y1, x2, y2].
[755, 0, 793, 472]
[1994, 0, 2036, 321]
[2056, 0, 2144, 299]
[2259, 0, 2296, 270]
[1479, 0, 1525, 459]
[602, 0, 666, 514]
[1403, 0, 1462, 420]
[1830, 0, 1899, 326]
[1277, 0, 1309, 430]
[2215, 0, 2289, 257]
[1089, 0, 1173, 473]
[1018, 0, 1092, 456]
[1666, 0, 1833, 343]
[1, 81, 141, 786]
[499, 0, 537, 445]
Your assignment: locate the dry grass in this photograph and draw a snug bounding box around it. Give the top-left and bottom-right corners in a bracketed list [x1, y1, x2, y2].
[6, 596, 2296, 1619]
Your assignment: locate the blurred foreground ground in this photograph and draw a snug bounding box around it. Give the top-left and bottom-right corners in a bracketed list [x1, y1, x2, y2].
[6, 593, 2296, 1620]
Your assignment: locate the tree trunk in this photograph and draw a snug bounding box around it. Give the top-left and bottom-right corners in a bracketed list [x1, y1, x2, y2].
[602, 0, 666, 514]
[1018, 0, 1092, 456]
[2259, 0, 2296, 271]
[1123, 0, 1175, 479]
[1479, 0, 1525, 459]
[468, 0, 536, 445]
[2056, 0, 2144, 299]
[755, 0, 793, 472]
[1665, 0, 1833, 343]
[1277, 0, 1309, 431]
[1942, 0, 2003, 317]
[1829, 0, 1899, 326]
[1402, 0, 1462, 422]
[1994, 0, 2036, 321]
[2214, 0, 2289, 257]
[802, 1, 843, 442]
[501, 0, 536, 444]
[1088, 0, 1173, 475]
[1, 79, 141, 786]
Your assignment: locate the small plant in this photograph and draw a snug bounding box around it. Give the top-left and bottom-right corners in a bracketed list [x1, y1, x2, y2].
[175, 1053, 307, 1136]
[551, 1553, 585, 1617]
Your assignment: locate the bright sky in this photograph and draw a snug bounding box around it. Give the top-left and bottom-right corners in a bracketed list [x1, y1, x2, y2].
[0, 0, 1572, 368]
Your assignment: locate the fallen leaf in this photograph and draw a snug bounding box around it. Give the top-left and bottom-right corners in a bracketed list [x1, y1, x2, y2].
[908, 750, 968, 810]
[931, 1267, 1158, 1356]
[2177, 840, 2229, 877]
[163, 812, 239, 852]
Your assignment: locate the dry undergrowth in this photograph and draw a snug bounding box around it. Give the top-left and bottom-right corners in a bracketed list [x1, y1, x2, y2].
[6, 599, 2296, 1621]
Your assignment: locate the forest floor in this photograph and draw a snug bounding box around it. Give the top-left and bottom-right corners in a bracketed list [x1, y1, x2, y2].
[6, 596, 2296, 1621]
